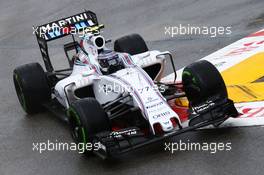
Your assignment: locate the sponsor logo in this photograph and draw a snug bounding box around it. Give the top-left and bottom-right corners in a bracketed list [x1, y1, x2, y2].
[40, 13, 90, 32]
[110, 128, 138, 138]
[214, 61, 226, 68]
[146, 102, 164, 109]
[33, 12, 96, 39]
[153, 111, 171, 119]
[193, 100, 215, 113]
[145, 97, 159, 104]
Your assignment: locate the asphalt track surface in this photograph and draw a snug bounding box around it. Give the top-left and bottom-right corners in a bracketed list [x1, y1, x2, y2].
[1, 0, 264, 174]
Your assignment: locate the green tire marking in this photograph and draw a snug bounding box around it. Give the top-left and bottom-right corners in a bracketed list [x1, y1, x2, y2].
[192, 77, 198, 84]
[182, 71, 191, 77]
[183, 70, 198, 85]
[81, 128, 87, 145]
[67, 107, 81, 125]
[68, 107, 87, 145]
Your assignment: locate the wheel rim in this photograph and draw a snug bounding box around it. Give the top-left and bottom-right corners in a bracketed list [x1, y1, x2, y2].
[14, 73, 27, 111]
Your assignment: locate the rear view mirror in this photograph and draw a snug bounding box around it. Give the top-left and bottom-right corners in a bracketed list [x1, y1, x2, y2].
[64, 41, 79, 68]
[156, 51, 177, 82]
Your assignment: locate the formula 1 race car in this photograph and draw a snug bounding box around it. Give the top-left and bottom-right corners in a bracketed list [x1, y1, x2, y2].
[13, 11, 238, 159]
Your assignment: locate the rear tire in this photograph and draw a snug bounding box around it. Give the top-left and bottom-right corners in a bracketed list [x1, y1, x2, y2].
[13, 63, 51, 114]
[68, 98, 111, 155]
[182, 60, 227, 106]
[114, 33, 148, 55]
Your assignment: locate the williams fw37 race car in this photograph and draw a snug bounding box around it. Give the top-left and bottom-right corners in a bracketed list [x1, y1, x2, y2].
[13, 11, 238, 159]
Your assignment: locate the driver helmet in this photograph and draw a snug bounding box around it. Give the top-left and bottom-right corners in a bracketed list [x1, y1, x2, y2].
[98, 50, 123, 73]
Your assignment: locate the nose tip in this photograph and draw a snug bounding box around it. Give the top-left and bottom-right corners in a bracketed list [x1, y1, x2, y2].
[161, 120, 174, 132]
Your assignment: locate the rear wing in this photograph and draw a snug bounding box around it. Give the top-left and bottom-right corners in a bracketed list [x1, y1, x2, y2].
[35, 11, 98, 41]
[34, 11, 98, 72]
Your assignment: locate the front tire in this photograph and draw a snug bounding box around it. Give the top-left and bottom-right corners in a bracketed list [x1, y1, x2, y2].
[13, 63, 51, 114]
[182, 60, 227, 106]
[68, 98, 111, 155]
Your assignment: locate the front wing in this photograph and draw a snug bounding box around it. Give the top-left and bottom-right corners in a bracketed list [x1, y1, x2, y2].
[92, 97, 237, 159]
